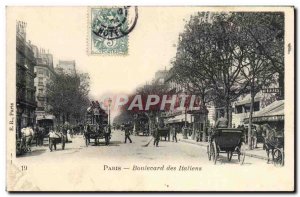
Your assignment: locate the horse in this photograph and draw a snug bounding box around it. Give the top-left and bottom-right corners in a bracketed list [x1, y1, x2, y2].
[262, 124, 283, 164]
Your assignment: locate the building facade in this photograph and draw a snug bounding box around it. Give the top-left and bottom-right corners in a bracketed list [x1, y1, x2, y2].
[16, 21, 37, 138]
[32, 46, 56, 127]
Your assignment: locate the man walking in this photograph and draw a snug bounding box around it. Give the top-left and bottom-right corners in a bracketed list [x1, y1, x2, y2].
[153, 125, 160, 147]
[49, 129, 57, 151]
[172, 126, 177, 142]
[124, 124, 132, 143]
[251, 126, 258, 149]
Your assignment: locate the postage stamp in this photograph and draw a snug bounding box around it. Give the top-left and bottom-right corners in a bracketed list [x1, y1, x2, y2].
[90, 6, 138, 55]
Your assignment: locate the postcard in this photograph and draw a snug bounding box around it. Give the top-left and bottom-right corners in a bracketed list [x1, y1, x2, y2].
[6, 6, 294, 191]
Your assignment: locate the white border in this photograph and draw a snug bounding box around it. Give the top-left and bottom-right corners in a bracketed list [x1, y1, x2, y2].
[1, 1, 298, 196]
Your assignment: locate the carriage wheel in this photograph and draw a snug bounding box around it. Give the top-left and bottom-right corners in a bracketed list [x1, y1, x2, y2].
[273, 149, 284, 166]
[227, 151, 233, 161]
[239, 142, 246, 165]
[207, 145, 211, 161]
[212, 140, 218, 165]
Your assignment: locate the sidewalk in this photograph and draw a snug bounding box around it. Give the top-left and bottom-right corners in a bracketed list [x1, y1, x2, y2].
[177, 134, 268, 160]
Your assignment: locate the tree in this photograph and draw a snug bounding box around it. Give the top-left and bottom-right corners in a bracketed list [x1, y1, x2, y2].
[171, 16, 217, 136]
[234, 12, 284, 98]
[172, 12, 250, 127]
[47, 72, 90, 125]
[232, 12, 284, 148]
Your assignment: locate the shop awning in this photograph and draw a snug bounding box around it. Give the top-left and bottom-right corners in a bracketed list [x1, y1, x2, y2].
[244, 100, 284, 123]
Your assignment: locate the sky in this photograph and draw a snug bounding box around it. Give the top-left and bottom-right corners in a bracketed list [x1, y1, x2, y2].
[11, 7, 201, 97]
[9, 7, 205, 118]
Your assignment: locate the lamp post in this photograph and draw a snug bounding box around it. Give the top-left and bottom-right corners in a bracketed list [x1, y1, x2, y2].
[183, 107, 188, 139]
[182, 91, 188, 139]
[108, 98, 112, 127]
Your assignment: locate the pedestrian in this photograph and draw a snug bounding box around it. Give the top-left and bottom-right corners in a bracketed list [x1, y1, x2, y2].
[251, 126, 258, 149]
[172, 126, 177, 142]
[182, 125, 189, 139]
[124, 124, 132, 143]
[87, 124, 91, 143]
[153, 125, 160, 147]
[104, 125, 110, 146]
[49, 129, 57, 151]
[188, 126, 192, 136]
[67, 129, 72, 143]
[37, 126, 45, 146]
[240, 125, 247, 144]
[34, 125, 40, 146]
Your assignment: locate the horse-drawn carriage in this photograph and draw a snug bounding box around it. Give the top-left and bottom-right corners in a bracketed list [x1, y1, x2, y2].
[84, 124, 106, 146]
[207, 128, 246, 165]
[261, 124, 284, 166]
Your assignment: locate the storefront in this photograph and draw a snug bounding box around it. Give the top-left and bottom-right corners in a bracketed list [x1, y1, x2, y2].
[244, 100, 284, 131]
[165, 113, 193, 133]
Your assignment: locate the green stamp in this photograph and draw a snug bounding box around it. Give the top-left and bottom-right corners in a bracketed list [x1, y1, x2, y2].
[90, 6, 138, 55]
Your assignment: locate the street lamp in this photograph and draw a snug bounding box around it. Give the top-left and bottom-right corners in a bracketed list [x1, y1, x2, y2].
[182, 91, 188, 139]
[108, 98, 112, 128]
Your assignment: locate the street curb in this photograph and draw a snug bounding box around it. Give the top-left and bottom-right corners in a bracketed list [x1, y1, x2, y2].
[179, 139, 268, 161]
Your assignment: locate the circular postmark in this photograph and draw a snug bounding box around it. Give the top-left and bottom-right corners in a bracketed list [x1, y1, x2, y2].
[92, 6, 138, 40]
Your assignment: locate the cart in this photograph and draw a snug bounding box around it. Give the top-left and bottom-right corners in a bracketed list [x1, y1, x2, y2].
[272, 136, 284, 166]
[207, 128, 246, 165]
[49, 132, 66, 151]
